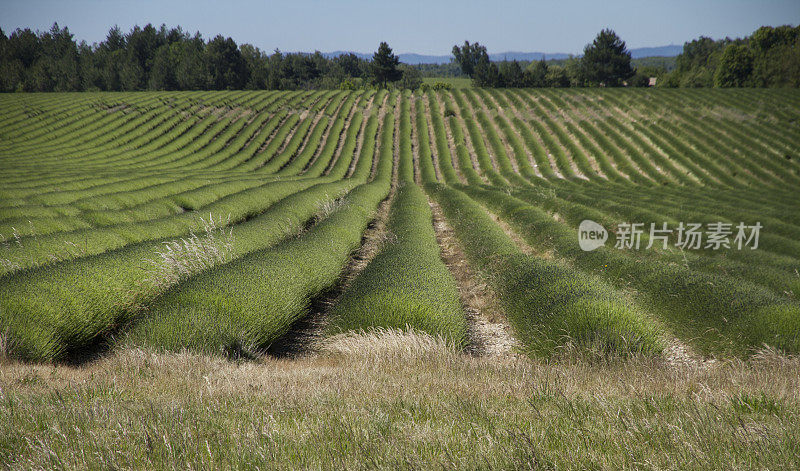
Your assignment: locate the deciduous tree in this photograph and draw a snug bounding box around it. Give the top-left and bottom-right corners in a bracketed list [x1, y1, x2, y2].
[451, 41, 488, 77]
[714, 43, 754, 87]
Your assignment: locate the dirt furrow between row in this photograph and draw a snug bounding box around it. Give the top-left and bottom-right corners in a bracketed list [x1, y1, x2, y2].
[427, 198, 520, 358]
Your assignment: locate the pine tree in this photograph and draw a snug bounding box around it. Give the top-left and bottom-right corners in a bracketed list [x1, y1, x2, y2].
[581, 29, 634, 86]
[371, 42, 401, 88]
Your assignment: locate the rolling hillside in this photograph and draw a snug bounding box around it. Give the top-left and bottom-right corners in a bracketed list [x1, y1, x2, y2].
[1, 88, 799, 362]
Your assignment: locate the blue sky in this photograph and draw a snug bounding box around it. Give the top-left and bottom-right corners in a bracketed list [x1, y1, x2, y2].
[2, 0, 798, 54]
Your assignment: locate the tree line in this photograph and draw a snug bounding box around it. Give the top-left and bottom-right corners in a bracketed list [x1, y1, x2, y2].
[0, 23, 420, 92]
[1, 22, 796, 92]
[453, 25, 799, 88]
[662, 25, 800, 87]
[452, 29, 645, 88]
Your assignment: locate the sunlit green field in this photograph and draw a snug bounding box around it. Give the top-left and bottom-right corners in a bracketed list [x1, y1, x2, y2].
[422, 76, 473, 88]
[2, 88, 798, 361]
[1, 88, 799, 469]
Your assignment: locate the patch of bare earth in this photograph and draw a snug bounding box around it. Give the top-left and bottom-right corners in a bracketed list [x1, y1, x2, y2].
[664, 338, 716, 369]
[428, 199, 520, 359]
[270, 100, 399, 357]
[268, 183, 395, 358]
[482, 205, 544, 258]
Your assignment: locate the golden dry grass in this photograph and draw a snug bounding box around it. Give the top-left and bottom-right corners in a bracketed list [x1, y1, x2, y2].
[1, 335, 798, 469]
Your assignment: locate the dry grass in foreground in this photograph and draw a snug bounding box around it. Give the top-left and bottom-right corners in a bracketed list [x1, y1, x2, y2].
[0, 329, 799, 470]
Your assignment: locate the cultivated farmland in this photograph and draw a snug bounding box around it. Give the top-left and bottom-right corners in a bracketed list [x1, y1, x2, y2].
[2, 88, 800, 469]
[1, 88, 799, 361]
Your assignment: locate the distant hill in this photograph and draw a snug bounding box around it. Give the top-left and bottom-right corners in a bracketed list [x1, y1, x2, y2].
[488, 52, 571, 62]
[320, 45, 683, 64]
[629, 45, 683, 58]
[320, 51, 569, 64]
[321, 51, 459, 64]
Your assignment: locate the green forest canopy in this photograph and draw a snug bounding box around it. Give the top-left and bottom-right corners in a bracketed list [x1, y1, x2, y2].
[0, 23, 797, 92]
